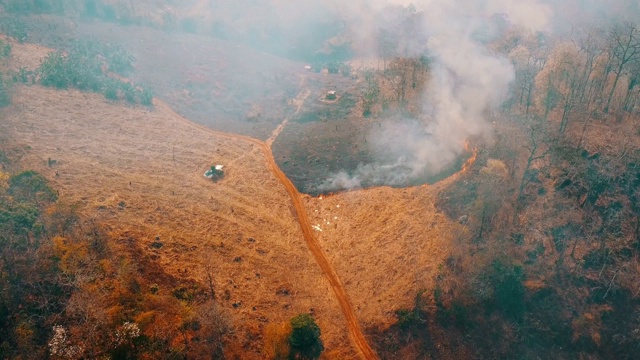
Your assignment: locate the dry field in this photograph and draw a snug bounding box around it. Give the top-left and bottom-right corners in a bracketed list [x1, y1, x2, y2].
[0, 83, 356, 358]
[0, 40, 463, 358]
[302, 182, 462, 330]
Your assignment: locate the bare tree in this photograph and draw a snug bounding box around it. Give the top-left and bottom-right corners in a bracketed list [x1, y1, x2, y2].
[516, 119, 552, 204]
[604, 21, 640, 113]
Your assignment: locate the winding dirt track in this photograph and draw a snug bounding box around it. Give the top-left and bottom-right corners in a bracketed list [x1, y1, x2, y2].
[153, 99, 379, 360]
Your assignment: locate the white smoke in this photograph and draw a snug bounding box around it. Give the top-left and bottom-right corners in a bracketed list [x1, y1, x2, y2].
[319, 0, 552, 192]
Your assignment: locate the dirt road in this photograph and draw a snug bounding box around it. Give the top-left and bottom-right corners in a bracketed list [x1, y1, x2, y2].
[154, 98, 379, 360]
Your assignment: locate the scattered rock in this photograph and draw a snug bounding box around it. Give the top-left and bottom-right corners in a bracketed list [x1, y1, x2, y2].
[232, 301, 242, 308]
[247, 237, 256, 243]
[151, 241, 163, 249]
[233, 256, 242, 262]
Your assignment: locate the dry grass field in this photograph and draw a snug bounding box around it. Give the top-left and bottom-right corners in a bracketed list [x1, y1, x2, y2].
[0, 83, 356, 358]
[0, 40, 462, 359]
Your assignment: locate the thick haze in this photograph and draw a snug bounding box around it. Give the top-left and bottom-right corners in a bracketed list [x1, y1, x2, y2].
[176, 0, 639, 191]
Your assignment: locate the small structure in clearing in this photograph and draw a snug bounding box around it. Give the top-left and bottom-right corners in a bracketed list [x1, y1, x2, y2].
[326, 90, 337, 100]
[204, 164, 224, 181]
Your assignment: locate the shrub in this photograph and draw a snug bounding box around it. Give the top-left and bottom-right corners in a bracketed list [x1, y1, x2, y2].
[38, 51, 72, 89]
[0, 74, 10, 107]
[490, 260, 525, 321]
[0, 18, 28, 43]
[103, 78, 119, 100]
[339, 62, 351, 77]
[8, 171, 58, 204]
[13, 67, 33, 84]
[0, 39, 11, 58]
[137, 86, 153, 106]
[104, 44, 135, 75]
[311, 62, 323, 73]
[289, 314, 323, 360]
[120, 82, 136, 104]
[326, 61, 340, 74]
[36, 39, 152, 107]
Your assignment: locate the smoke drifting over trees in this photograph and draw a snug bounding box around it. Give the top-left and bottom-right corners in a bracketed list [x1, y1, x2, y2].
[321, 0, 551, 191]
[316, 0, 640, 191]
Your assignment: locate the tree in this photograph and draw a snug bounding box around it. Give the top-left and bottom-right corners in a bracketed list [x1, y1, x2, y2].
[516, 119, 551, 206]
[604, 21, 640, 113]
[361, 70, 379, 117]
[288, 314, 323, 360]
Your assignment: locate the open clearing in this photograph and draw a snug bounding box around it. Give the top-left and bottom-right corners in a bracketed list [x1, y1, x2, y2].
[0, 39, 461, 359]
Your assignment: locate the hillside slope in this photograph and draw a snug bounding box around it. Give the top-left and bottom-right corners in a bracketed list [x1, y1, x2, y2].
[0, 83, 358, 358]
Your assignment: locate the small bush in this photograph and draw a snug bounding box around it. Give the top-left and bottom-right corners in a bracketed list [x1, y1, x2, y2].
[104, 45, 135, 75]
[0, 40, 11, 58]
[38, 51, 72, 89]
[490, 260, 525, 321]
[326, 61, 340, 74]
[340, 62, 351, 77]
[103, 78, 119, 100]
[8, 171, 57, 204]
[0, 74, 10, 107]
[13, 67, 32, 84]
[120, 82, 136, 104]
[137, 86, 153, 106]
[289, 314, 323, 360]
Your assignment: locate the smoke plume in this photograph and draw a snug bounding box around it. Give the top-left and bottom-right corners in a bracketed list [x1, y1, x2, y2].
[319, 0, 552, 192]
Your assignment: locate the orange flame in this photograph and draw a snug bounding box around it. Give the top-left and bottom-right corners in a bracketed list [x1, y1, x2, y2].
[459, 141, 478, 176]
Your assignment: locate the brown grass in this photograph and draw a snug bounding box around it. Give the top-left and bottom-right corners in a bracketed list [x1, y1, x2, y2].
[0, 84, 357, 359]
[302, 185, 459, 329]
[1, 40, 462, 358]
